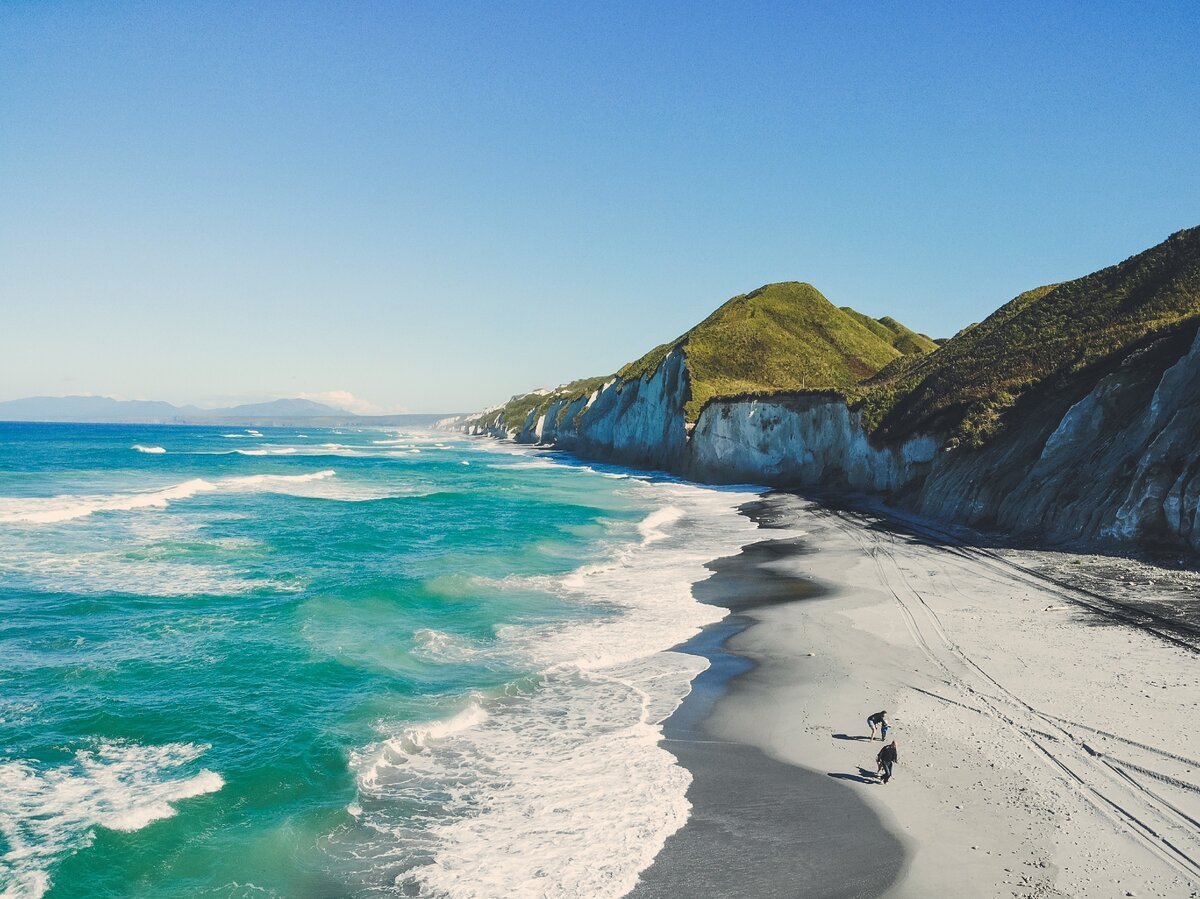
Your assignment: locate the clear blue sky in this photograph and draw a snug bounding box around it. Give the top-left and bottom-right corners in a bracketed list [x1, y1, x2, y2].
[2, 1, 1197, 413]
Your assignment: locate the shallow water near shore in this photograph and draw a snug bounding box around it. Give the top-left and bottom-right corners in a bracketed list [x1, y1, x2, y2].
[0, 422, 760, 898]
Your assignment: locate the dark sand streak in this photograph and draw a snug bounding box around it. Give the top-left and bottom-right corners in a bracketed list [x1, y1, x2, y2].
[631, 512, 905, 898]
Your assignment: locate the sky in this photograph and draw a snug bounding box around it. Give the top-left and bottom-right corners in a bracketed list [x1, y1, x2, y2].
[1, 1, 1197, 413]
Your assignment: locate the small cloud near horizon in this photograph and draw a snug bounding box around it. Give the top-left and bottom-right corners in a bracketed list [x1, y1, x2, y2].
[300, 390, 407, 416]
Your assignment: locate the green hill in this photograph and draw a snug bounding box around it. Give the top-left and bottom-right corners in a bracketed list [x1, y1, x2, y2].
[839, 308, 940, 355]
[481, 282, 938, 430]
[859, 226, 1200, 447]
[621, 281, 931, 420]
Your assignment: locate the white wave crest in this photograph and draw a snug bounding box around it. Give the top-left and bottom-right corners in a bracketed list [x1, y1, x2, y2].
[0, 741, 222, 899]
[234, 447, 297, 456]
[0, 471, 336, 525]
[0, 549, 300, 597]
[196, 443, 421, 460]
[131, 445, 166, 454]
[637, 505, 684, 544]
[411, 628, 484, 663]
[358, 703, 489, 790]
[487, 459, 559, 470]
[349, 662, 702, 899]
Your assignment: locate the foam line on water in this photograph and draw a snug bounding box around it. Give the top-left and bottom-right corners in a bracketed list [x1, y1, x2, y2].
[131, 445, 166, 454]
[187, 444, 426, 459]
[411, 629, 485, 663]
[0, 550, 300, 596]
[356, 702, 491, 792]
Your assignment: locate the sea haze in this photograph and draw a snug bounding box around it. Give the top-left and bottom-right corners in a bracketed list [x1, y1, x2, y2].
[0, 396, 455, 427]
[0, 422, 758, 898]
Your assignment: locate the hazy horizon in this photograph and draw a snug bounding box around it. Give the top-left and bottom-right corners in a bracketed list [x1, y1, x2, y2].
[0, 392, 464, 415]
[3, 2, 1197, 412]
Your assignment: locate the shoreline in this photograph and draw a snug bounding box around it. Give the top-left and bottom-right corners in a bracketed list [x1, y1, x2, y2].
[632, 520, 907, 898]
[635, 491, 1200, 898]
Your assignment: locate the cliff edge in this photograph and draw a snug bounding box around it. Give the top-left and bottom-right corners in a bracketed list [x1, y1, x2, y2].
[462, 227, 1200, 554]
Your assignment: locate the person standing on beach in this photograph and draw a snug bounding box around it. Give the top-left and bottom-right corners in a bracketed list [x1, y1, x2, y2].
[877, 741, 899, 784]
[867, 710, 887, 740]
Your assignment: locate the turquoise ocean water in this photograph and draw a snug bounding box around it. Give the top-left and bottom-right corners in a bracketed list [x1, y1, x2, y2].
[0, 423, 757, 898]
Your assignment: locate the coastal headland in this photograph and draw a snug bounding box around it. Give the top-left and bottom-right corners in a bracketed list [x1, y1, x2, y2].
[459, 226, 1200, 559]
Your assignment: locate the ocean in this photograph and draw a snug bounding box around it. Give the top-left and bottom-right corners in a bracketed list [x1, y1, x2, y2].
[0, 422, 759, 898]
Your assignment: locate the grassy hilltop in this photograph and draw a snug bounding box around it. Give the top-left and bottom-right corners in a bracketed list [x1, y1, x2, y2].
[479, 283, 936, 429]
[838, 307, 939, 356]
[857, 225, 1200, 447]
[619, 282, 933, 420]
[475, 226, 1200, 450]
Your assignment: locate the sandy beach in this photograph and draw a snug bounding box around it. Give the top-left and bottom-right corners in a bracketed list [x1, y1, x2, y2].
[638, 493, 1200, 898]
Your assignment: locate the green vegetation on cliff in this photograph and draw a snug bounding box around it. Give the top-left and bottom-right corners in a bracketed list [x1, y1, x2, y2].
[858, 226, 1200, 447]
[623, 282, 931, 420]
[486, 376, 610, 432]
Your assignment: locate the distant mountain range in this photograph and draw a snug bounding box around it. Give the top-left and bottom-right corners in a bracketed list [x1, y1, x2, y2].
[0, 396, 452, 427]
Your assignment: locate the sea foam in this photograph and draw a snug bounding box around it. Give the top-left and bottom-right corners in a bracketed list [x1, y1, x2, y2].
[344, 479, 762, 898]
[637, 505, 684, 544]
[0, 741, 222, 899]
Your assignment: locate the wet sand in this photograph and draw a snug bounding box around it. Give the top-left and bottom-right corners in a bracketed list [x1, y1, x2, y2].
[631, 536, 905, 898]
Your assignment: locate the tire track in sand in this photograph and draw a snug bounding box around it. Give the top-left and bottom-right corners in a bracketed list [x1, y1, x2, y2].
[816, 506, 1200, 884]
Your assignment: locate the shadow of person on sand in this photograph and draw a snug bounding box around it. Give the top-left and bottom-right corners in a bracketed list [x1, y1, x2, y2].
[827, 767, 879, 784]
[832, 733, 872, 742]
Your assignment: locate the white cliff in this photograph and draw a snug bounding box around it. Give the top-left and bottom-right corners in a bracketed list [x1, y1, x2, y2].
[689, 395, 937, 492]
[463, 325, 1200, 555]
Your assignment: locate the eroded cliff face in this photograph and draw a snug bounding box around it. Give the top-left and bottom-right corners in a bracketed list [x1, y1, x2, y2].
[689, 395, 938, 492]
[465, 328, 1200, 554]
[915, 327, 1200, 551]
[467, 349, 690, 472]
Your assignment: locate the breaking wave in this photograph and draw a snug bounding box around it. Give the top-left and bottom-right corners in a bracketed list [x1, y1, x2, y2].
[0, 471, 336, 525]
[340, 483, 761, 898]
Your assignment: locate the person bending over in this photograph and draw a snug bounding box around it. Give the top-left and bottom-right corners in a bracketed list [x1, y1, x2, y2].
[867, 710, 887, 740]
